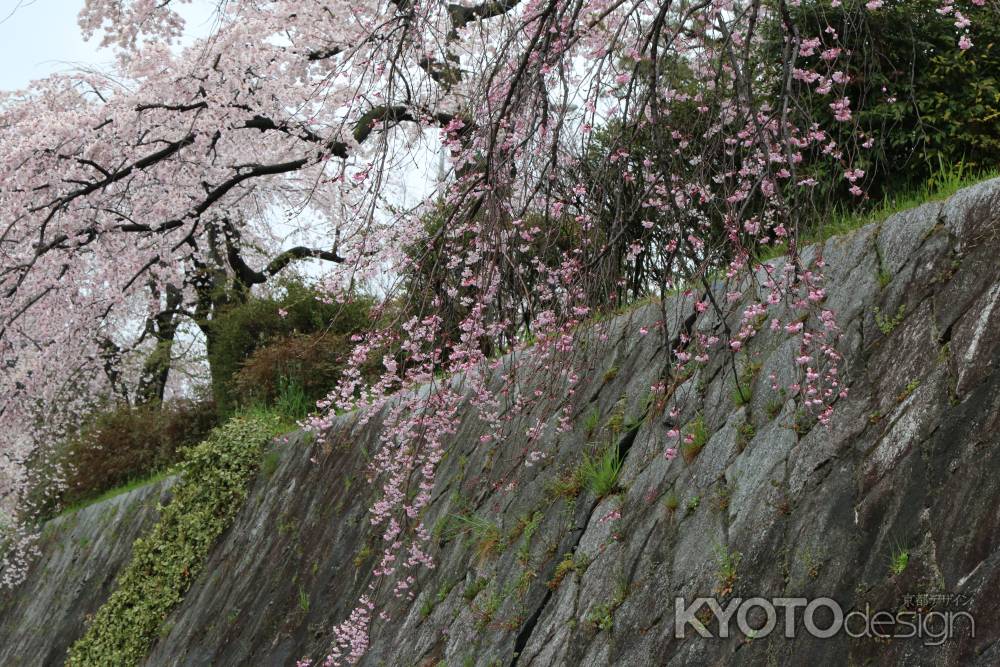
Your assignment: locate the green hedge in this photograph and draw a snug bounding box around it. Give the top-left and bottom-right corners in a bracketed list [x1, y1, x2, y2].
[66, 414, 284, 666]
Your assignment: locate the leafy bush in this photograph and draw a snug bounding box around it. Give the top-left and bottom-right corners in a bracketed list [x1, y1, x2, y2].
[206, 281, 375, 416]
[231, 330, 377, 419]
[26, 400, 218, 519]
[66, 413, 283, 666]
[762, 0, 1000, 217]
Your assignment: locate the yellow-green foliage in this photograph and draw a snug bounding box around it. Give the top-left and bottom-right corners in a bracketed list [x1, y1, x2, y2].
[66, 414, 284, 666]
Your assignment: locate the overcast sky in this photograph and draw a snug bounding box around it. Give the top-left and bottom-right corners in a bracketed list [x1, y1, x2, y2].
[0, 0, 217, 92]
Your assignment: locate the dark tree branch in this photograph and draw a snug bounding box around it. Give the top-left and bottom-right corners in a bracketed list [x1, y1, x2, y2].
[227, 241, 345, 287]
[447, 0, 523, 29]
[307, 46, 343, 61]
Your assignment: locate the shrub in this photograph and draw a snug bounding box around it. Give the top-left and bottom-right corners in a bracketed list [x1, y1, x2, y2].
[27, 399, 218, 519]
[206, 281, 376, 416]
[231, 331, 372, 418]
[760, 0, 1000, 223]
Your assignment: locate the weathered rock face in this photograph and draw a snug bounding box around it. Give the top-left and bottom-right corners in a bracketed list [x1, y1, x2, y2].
[0, 479, 172, 665]
[2, 179, 999, 666]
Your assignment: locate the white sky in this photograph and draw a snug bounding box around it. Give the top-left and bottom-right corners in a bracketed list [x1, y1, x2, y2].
[0, 0, 218, 92]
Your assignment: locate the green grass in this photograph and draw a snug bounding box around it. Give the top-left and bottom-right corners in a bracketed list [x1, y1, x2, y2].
[579, 441, 623, 498]
[445, 513, 502, 562]
[680, 414, 708, 463]
[731, 385, 752, 407]
[582, 407, 601, 437]
[55, 468, 176, 519]
[889, 542, 910, 576]
[273, 376, 311, 421]
[297, 585, 310, 614]
[758, 165, 1000, 263]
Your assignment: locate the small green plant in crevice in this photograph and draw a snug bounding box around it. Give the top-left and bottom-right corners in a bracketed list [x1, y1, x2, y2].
[579, 440, 623, 499]
[605, 401, 626, 435]
[512, 511, 544, 565]
[602, 365, 620, 383]
[714, 545, 742, 597]
[765, 399, 783, 421]
[548, 465, 584, 501]
[514, 568, 538, 598]
[297, 585, 310, 614]
[434, 579, 458, 606]
[731, 355, 761, 406]
[548, 552, 588, 590]
[712, 482, 733, 513]
[735, 420, 756, 453]
[731, 383, 752, 407]
[686, 495, 701, 514]
[582, 406, 601, 437]
[448, 513, 502, 563]
[463, 577, 490, 602]
[936, 341, 952, 365]
[586, 602, 615, 633]
[889, 543, 910, 577]
[66, 414, 283, 667]
[353, 544, 373, 569]
[800, 547, 823, 579]
[680, 414, 708, 463]
[473, 587, 504, 631]
[419, 595, 436, 619]
[898, 378, 921, 403]
[877, 267, 893, 289]
[874, 304, 906, 335]
[663, 490, 680, 515]
[792, 409, 818, 437]
[586, 579, 629, 633]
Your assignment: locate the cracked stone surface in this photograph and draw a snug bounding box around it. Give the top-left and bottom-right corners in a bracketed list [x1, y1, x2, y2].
[2, 179, 1000, 666]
